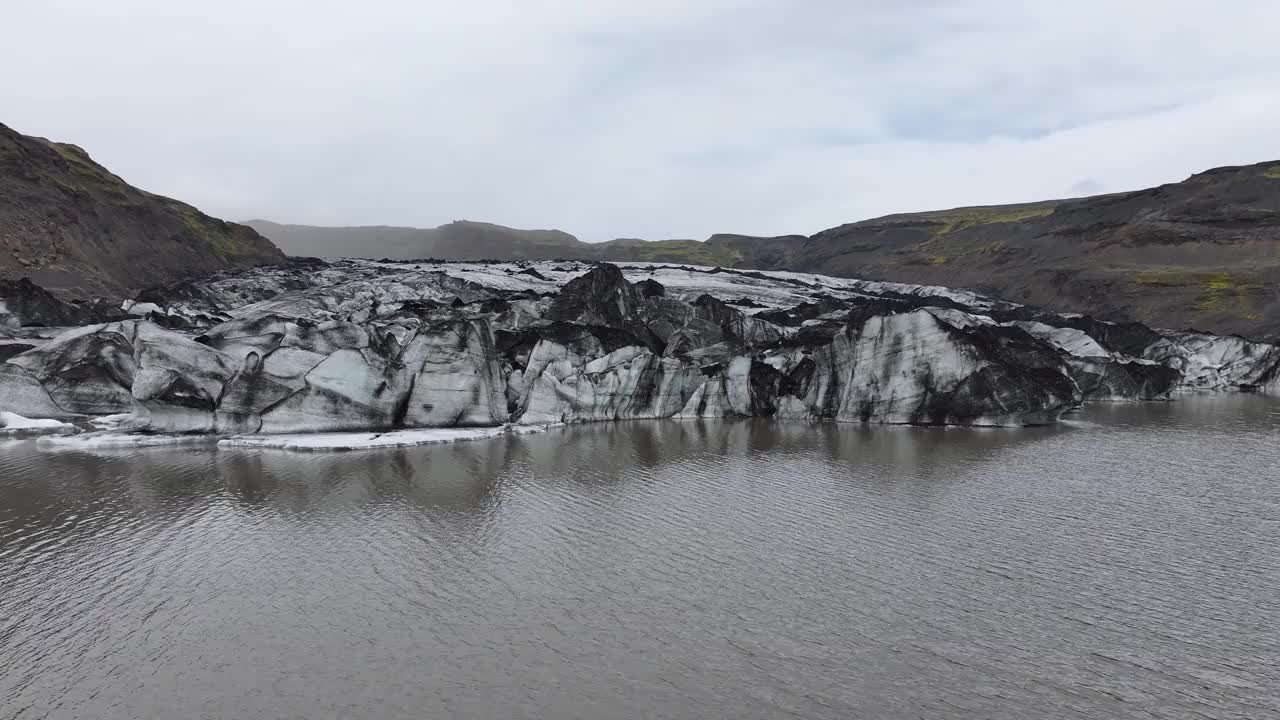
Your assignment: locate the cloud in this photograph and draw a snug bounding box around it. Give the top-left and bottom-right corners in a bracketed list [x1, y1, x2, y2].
[3, 0, 1278, 240]
[1069, 180, 1106, 197]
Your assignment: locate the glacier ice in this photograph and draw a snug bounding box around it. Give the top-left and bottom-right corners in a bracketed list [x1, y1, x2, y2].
[1, 259, 1277, 444]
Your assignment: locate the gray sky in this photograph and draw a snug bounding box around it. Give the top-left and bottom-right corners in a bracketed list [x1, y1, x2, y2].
[4, 0, 1279, 241]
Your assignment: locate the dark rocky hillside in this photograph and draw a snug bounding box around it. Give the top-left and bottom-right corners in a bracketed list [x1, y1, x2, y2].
[0, 122, 285, 299]
[782, 162, 1280, 339]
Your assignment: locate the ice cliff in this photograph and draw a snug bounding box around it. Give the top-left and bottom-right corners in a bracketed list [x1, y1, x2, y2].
[2, 260, 1278, 438]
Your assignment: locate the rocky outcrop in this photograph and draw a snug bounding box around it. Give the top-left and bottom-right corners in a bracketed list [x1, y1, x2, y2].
[3, 261, 1278, 438]
[1, 277, 127, 328]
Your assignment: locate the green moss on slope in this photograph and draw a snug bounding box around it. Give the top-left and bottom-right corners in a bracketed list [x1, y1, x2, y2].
[42, 142, 137, 206]
[164, 200, 246, 261]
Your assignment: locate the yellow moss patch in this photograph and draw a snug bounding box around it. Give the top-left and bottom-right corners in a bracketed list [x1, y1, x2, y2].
[927, 222, 955, 238]
[1132, 269, 1265, 315]
[44, 142, 136, 206]
[1193, 274, 1264, 314]
[1204, 273, 1234, 291]
[924, 203, 1058, 237]
[1262, 166, 1280, 179]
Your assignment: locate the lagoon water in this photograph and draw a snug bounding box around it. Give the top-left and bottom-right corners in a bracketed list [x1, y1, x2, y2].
[2, 397, 1279, 719]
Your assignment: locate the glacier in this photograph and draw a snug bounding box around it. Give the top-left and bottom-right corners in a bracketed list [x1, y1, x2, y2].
[2, 258, 1277, 444]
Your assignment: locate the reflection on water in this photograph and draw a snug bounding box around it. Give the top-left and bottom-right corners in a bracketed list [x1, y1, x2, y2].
[2, 396, 1279, 719]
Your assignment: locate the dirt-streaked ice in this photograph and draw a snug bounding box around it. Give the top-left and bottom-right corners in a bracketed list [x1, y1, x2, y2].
[2, 260, 1277, 443]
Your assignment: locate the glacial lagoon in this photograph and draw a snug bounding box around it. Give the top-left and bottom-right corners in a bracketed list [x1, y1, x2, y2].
[2, 396, 1278, 719]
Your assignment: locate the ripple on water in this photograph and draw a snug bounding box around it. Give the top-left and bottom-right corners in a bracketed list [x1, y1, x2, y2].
[1, 396, 1279, 719]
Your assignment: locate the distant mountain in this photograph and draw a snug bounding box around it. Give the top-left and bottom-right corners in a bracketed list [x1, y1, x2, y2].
[0, 122, 285, 299]
[246, 218, 800, 268]
[244, 219, 593, 261]
[591, 235, 798, 267]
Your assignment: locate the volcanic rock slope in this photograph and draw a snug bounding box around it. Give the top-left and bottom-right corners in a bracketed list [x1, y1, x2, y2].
[3, 260, 1278, 438]
[0, 122, 285, 299]
[783, 162, 1280, 339]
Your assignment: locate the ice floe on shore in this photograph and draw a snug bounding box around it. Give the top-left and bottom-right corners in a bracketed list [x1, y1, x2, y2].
[0, 411, 75, 436]
[36, 432, 218, 449]
[218, 426, 513, 452]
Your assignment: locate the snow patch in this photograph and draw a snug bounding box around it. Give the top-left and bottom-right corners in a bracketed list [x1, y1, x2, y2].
[121, 300, 163, 316]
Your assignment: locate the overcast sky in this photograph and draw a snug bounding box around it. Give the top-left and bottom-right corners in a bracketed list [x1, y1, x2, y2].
[4, 1, 1279, 240]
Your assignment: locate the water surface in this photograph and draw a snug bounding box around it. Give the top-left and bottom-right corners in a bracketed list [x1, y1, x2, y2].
[2, 396, 1279, 719]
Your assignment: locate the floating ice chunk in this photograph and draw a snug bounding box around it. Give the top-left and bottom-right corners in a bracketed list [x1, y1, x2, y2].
[507, 422, 563, 435]
[0, 411, 75, 436]
[219, 426, 509, 451]
[37, 432, 218, 449]
[0, 411, 67, 429]
[88, 413, 143, 430]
